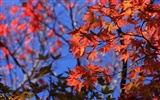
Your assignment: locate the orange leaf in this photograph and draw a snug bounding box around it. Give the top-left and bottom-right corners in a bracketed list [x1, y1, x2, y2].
[86, 64, 102, 74]
[129, 70, 136, 79]
[122, 0, 132, 10]
[87, 51, 99, 61]
[67, 78, 83, 92]
[117, 19, 128, 27]
[83, 75, 98, 90]
[122, 8, 132, 18]
[79, 46, 85, 57]
[82, 12, 93, 21]
[134, 66, 141, 72]
[120, 52, 129, 63]
[125, 82, 133, 92]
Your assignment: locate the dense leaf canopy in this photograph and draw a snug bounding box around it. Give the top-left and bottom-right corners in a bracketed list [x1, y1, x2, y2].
[0, 0, 160, 100]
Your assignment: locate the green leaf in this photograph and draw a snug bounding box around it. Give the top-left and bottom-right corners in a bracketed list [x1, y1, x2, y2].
[0, 94, 4, 100]
[26, 93, 35, 99]
[101, 86, 113, 94]
[98, 77, 105, 86]
[0, 83, 12, 93]
[33, 63, 52, 78]
[107, 95, 115, 100]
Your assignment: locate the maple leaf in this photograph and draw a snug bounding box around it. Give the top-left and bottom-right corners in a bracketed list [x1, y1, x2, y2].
[11, 6, 19, 15]
[100, 7, 110, 15]
[103, 23, 114, 33]
[74, 66, 87, 75]
[55, 40, 62, 48]
[124, 82, 133, 92]
[1, 47, 9, 56]
[11, 18, 18, 29]
[120, 52, 129, 63]
[129, 70, 136, 79]
[50, 46, 55, 53]
[117, 19, 128, 27]
[36, 2, 42, 10]
[47, 30, 54, 37]
[59, 24, 65, 33]
[86, 64, 102, 74]
[99, 0, 108, 5]
[27, 25, 35, 33]
[6, 64, 13, 71]
[18, 54, 25, 60]
[87, 51, 99, 61]
[86, 0, 90, 4]
[67, 73, 84, 92]
[38, 79, 45, 85]
[0, 0, 2, 6]
[104, 75, 112, 83]
[79, 46, 85, 57]
[29, 0, 36, 2]
[113, 44, 123, 52]
[122, 0, 132, 10]
[83, 75, 98, 90]
[23, 9, 34, 17]
[66, 2, 74, 10]
[134, 66, 142, 73]
[0, 24, 8, 37]
[26, 45, 34, 54]
[82, 12, 94, 22]
[17, 23, 27, 32]
[73, 81, 83, 92]
[110, 0, 117, 5]
[122, 8, 132, 18]
[0, 14, 6, 21]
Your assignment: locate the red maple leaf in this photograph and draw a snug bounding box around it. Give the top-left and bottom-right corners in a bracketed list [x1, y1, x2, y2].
[11, 6, 19, 15]
[6, 64, 13, 71]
